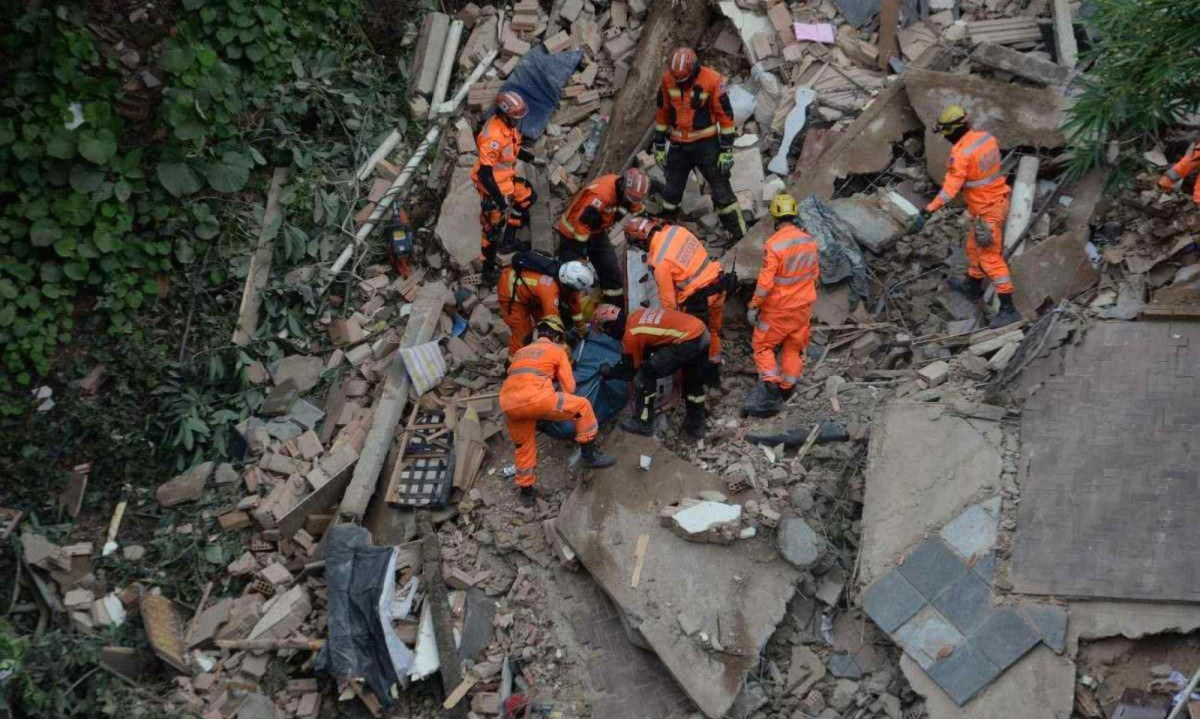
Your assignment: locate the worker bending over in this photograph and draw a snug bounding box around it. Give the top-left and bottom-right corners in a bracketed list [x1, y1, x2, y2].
[555, 168, 650, 313]
[597, 306, 711, 438]
[1159, 141, 1200, 204]
[919, 104, 1019, 328]
[744, 194, 820, 418]
[623, 216, 728, 371]
[653, 47, 746, 241]
[499, 316, 615, 503]
[498, 255, 595, 356]
[472, 90, 537, 280]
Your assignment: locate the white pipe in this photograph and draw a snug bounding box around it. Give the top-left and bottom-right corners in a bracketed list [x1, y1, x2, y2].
[330, 126, 441, 275]
[356, 129, 402, 182]
[434, 48, 498, 116]
[429, 19, 465, 119]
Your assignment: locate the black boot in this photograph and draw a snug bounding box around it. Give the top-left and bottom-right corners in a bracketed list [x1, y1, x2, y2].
[702, 360, 722, 387]
[780, 385, 795, 402]
[717, 203, 747, 241]
[990, 293, 1020, 328]
[683, 401, 708, 438]
[621, 388, 655, 436]
[743, 381, 784, 418]
[579, 441, 616, 468]
[948, 275, 984, 302]
[518, 485, 536, 506]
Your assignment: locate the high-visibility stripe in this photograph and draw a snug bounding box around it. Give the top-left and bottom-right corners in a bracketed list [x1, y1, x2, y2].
[654, 123, 668, 132]
[719, 126, 736, 135]
[772, 235, 815, 251]
[762, 369, 780, 378]
[964, 171, 1002, 188]
[994, 275, 1011, 285]
[754, 287, 770, 297]
[774, 273, 814, 285]
[555, 393, 565, 411]
[602, 288, 624, 297]
[668, 125, 718, 143]
[686, 394, 706, 404]
[1166, 168, 1182, 181]
[676, 262, 714, 292]
[782, 374, 799, 385]
[936, 189, 953, 203]
[510, 367, 550, 378]
[516, 467, 535, 475]
[630, 326, 691, 340]
[716, 203, 740, 215]
[654, 227, 683, 265]
[962, 132, 994, 156]
[756, 320, 770, 332]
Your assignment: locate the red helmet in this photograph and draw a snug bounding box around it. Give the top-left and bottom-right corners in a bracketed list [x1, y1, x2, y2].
[495, 90, 528, 119]
[668, 47, 698, 83]
[593, 304, 621, 326]
[623, 216, 656, 244]
[621, 168, 650, 203]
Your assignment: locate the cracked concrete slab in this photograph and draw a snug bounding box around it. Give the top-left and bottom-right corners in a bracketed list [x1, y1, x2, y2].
[556, 434, 801, 719]
[860, 402, 1003, 587]
[1066, 601, 1200, 656]
[902, 646, 1075, 718]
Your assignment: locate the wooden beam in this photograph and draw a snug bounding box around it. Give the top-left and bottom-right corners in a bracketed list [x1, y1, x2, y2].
[232, 168, 288, 346]
[420, 516, 467, 718]
[337, 281, 449, 521]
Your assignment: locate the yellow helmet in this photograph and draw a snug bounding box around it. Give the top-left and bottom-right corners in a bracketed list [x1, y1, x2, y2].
[934, 104, 968, 137]
[537, 315, 565, 337]
[769, 193, 799, 220]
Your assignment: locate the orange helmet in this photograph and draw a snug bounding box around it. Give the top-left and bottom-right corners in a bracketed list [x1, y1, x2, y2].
[593, 304, 621, 326]
[495, 90, 528, 119]
[621, 168, 650, 203]
[668, 47, 698, 83]
[623, 216, 656, 245]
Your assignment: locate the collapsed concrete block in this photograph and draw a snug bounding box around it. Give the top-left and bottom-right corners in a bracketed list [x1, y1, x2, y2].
[434, 166, 483, 269]
[832, 197, 906, 254]
[411, 13, 451, 97]
[972, 42, 1071, 86]
[917, 360, 951, 386]
[156, 461, 214, 507]
[778, 517, 826, 569]
[666, 501, 743, 544]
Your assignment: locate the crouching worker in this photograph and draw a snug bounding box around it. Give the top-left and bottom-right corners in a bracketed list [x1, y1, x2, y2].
[744, 194, 819, 418]
[597, 305, 711, 439]
[498, 254, 595, 356]
[499, 316, 615, 503]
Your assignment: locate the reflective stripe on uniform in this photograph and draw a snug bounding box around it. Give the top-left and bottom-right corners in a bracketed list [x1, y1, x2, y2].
[686, 394, 706, 405]
[630, 326, 691, 341]
[772, 235, 814, 251]
[962, 132, 995, 155]
[716, 202, 740, 215]
[936, 189, 953, 203]
[774, 274, 813, 286]
[516, 467, 535, 476]
[1167, 168, 1182, 181]
[782, 374, 799, 385]
[964, 172, 1002, 188]
[510, 367, 550, 378]
[762, 369, 780, 378]
[602, 288, 624, 297]
[676, 262, 715, 293]
[555, 393, 565, 411]
[754, 287, 769, 297]
[994, 275, 1011, 286]
[654, 227, 683, 265]
[756, 320, 770, 332]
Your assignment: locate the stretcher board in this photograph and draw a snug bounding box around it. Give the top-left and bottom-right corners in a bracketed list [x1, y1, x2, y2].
[625, 248, 680, 415]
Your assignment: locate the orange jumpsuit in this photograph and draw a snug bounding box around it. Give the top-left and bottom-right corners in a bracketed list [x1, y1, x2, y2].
[472, 114, 535, 259]
[927, 129, 1014, 294]
[1159, 142, 1200, 204]
[498, 267, 561, 356]
[645, 224, 725, 362]
[623, 308, 710, 417]
[499, 338, 598, 488]
[555, 174, 643, 302]
[751, 223, 820, 389]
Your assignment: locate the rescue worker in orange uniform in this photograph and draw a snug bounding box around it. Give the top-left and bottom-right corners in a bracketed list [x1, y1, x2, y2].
[497, 257, 596, 356]
[653, 47, 746, 241]
[917, 105, 1019, 328]
[472, 90, 537, 280]
[499, 316, 615, 503]
[744, 194, 820, 418]
[596, 305, 711, 438]
[623, 216, 728, 372]
[555, 168, 651, 312]
[1158, 141, 1200, 205]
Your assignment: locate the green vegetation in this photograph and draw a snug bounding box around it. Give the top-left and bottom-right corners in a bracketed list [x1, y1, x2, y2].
[1063, 0, 1200, 182]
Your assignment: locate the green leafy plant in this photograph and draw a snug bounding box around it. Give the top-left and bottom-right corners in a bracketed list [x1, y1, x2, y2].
[1063, 0, 1200, 183]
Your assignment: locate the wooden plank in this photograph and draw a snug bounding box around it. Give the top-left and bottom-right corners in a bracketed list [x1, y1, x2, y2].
[338, 281, 449, 522]
[630, 534, 650, 588]
[420, 517, 468, 718]
[442, 674, 479, 710]
[877, 0, 900, 72]
[232, 168, 288, 346]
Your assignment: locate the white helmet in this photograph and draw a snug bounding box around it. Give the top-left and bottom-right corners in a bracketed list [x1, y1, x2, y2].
[558, 261, 595, 291]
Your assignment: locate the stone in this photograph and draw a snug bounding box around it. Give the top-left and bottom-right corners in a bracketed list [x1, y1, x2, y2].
[829, 679, 860, 711]
[777, 517, 825, 569]
[236, 692, 279, 719]
[831, 197, 905, 254]
[1011, 233, 1099, 318]
[272, 356, 323, 393]
[122, 545, 146, 561]
[828, 652, 864, 679]
[972, 42, 1071, 86]
[156, 462, 214, 507]
[214, 463, 238, 485]
[788, 645, 826, 696]
[64, 588, 95, 608]
[468, 304, 493, 334]
[669, 501, 742, 543]
[410, 12, 451, 96]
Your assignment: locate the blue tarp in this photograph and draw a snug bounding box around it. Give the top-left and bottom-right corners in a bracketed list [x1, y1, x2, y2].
[501, 45, 584, 140]
[541, 330, 629, 439]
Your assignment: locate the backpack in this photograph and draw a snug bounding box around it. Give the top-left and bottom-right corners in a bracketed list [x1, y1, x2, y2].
[512, 249, 561, 279]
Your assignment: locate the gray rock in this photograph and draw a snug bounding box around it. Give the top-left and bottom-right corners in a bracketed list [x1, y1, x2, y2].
[831, 197, 905, 254]
[155, 462, 214, 507]
[829, 679, 859, 712]
[790, 485, 815, 512]
[271, 355, 323, 393]
[213, 463, 238, 485]
[778, 517, 826, 569]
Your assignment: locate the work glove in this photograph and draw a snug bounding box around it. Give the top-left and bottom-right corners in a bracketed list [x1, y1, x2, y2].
[717, 149, 735, 175]
[653, 142, 668, 167]
[746, 307, 759, 327]
[912, 209, 931, 232]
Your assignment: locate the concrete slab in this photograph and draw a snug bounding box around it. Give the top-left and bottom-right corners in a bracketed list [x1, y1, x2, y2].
[1011, 322, 1200, 601]
[434, 165, 483, 269]
[556, 434, 802, 719]
[860, 402, 1003, 587]
[1011, 233, 1099, 318]
[1066, 601, 1200, 656]
[902, 646, 1075, 718]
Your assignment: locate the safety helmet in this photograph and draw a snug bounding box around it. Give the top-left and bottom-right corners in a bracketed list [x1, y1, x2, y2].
[769, 193, 799, 220]
[621, 167, 650, 204]
[592, 304, 621, 326]
[934, 104, 968, 137]
[537, 315, 565, 337]
[558, 260, 596, 291]
[496, 90, 529, 120]
[668, 47, 699, 83]
[623, 216, 657, 245]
